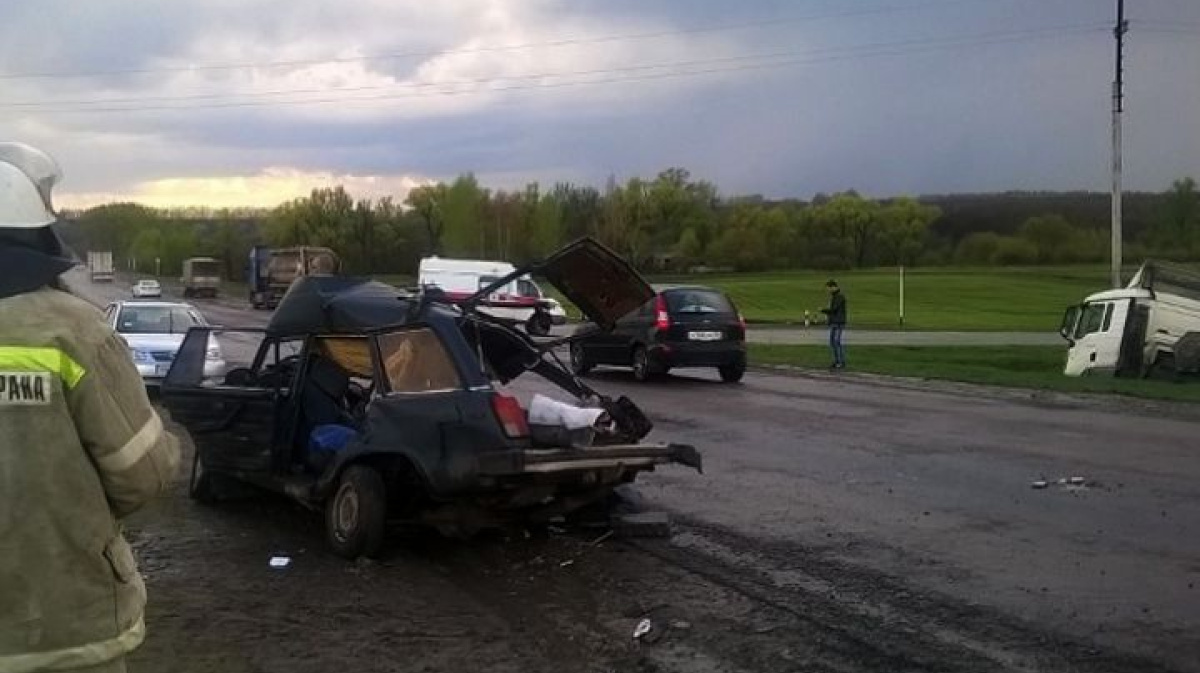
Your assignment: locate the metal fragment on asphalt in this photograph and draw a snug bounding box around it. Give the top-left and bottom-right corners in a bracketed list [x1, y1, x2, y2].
[1031, 480, 1049, 489]
[269, 556, 291, 569]
[613, 511, 672, 538]
[633, 618, 653, 640]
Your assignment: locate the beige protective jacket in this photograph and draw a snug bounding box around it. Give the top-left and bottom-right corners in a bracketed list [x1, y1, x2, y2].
[0, 287, 180, 672]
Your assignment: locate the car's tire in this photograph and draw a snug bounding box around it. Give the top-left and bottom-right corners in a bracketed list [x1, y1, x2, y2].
[632, 346, 652, 382]
[718, 363, 746, 383]
[325, 464, 388, 559]
[526, 312, 552, 337]
[570, 342, 593, 376]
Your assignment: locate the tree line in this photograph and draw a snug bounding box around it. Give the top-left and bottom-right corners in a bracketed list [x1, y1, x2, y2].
[60, 169, 1199, 279]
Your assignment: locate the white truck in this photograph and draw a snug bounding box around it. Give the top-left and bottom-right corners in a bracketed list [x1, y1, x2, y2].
[87, 250, 114, 282]
[1060, 261, 1200, 378]
[418, 256, 568, 334]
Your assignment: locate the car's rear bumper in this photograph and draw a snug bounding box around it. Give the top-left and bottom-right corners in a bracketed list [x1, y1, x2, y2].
[136, 359, 226, 380]
[651, 341, 746, 368]
[477, 443, 702, 477]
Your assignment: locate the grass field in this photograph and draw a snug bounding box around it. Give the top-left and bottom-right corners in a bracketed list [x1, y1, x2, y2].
[246, 266, 1113, 332]
[750, 345, 1200, 403]
[657, 267, 1109, 331]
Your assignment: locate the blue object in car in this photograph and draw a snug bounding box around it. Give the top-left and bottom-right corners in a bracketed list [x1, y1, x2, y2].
[310, 424, 359, 455]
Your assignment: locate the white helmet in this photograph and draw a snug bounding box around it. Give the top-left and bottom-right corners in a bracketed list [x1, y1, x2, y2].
[0, 142, 61, 229]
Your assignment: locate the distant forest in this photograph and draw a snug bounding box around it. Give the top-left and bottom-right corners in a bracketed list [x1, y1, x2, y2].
[58, 169, 1199, 279]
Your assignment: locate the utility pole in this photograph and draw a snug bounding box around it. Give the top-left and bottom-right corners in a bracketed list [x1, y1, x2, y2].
[1110, 0, 1128, 288]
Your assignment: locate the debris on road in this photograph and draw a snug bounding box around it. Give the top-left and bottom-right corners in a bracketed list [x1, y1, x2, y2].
[633, 618, 653, 640]
[613, 511, 672, 538]
[1031, 476, 1094, 492]
[670, 620, 692, 630]
[268, 556, 291, 569]
[559, 559, 575, 568]
[590, 530, 614, 546]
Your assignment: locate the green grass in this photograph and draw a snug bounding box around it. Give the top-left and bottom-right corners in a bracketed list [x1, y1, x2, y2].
[296, 266, 1109, 332]
[750, 345, 1200, 403]
[658, 267, 1108, 331]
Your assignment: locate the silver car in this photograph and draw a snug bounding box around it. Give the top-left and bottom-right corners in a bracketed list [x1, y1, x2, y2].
[104, 300, 226, 382]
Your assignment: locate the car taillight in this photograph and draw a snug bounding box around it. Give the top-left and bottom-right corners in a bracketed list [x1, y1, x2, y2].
[491, 394, 529, 438]
[655, 294, 670, 332]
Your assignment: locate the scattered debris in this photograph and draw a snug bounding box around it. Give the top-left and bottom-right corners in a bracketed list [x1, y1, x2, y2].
[670, 620, 692, 630]
[559, 559, 575, 568]
[613, 511, 672, 538]
[633, 618, 653, 640]
[547, 525, 568, 535]
[268, 556, 291, 569]
[590, 530, 614, 546]
[1031, 476, 1094, 492]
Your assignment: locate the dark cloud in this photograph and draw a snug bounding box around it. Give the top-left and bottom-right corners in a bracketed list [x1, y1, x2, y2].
[1, 0, 1197, 201]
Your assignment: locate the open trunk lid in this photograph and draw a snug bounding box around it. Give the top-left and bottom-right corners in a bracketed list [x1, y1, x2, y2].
[466, 238, 653, 331]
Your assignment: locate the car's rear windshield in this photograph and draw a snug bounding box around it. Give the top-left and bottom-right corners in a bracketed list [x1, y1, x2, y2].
[664, 289, 734, 315]
[116, 306, 203, 334]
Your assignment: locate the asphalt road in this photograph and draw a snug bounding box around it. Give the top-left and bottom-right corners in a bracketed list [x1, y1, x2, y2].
[72, 274, 1199, 673]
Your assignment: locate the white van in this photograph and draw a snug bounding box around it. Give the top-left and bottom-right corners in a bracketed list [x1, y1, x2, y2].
[418, 256, 568, 326]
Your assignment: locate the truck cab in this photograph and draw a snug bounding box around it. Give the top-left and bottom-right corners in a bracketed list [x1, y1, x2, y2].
[1061, 261, 1200, 378]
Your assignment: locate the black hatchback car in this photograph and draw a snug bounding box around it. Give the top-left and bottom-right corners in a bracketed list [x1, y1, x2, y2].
[570, 285, 747, 383]
[161, 239, 701, 558]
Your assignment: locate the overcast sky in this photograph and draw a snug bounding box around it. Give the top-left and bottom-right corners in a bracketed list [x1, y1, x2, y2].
[1, 0, 1196, 208]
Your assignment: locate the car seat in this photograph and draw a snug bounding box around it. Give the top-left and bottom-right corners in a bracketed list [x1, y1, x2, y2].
[296, 357, 356, 462]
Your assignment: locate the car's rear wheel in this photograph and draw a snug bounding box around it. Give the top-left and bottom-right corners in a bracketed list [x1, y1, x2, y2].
[570, 342, 593, 376]
[325, 464, 388, 559]
[719, 363, 746, 383]
[526, 312, 552, 336]
[632, 346, 652, 382]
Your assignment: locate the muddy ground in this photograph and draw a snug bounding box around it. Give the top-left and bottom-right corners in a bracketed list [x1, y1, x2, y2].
[76, 273, 1198, 673]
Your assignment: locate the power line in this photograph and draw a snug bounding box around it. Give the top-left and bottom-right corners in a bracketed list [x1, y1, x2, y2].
[2, 23, 1108, 113]
[4, 25, 1107, 116]
[0, 0, 1044, 82]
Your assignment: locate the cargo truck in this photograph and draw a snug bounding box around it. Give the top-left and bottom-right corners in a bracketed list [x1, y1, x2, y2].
[1060, 261, 1200, 379]
[181, 257, 222, 298]
[248, 245, 340, 309]
[87, 251, 114, 282]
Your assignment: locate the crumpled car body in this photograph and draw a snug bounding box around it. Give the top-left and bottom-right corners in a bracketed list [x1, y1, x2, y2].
[161, 238, 701, 558]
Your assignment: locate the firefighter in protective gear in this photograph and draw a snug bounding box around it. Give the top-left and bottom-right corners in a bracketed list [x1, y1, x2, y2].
[0, 143, 180, 673]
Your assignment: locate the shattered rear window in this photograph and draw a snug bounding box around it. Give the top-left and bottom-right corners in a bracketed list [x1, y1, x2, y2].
[377, 328, 462, 393]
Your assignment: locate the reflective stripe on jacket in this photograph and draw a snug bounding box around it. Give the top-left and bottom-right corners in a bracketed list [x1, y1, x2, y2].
[0, 287, 180, 672]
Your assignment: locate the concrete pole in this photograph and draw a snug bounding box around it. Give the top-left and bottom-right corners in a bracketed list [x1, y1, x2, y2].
[1110, 0, 1128, 288]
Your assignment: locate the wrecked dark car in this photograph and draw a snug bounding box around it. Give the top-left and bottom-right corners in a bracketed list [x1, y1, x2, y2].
[161, 239, 702, 558]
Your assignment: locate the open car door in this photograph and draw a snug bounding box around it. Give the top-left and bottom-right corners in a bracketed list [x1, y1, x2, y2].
[160, 327, 285, 481]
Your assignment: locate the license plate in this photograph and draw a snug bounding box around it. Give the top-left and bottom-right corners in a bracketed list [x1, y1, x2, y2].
[688, 331, 723, 341]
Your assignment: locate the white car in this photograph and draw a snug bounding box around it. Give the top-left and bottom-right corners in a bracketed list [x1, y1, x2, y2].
[104, 300, 226, 382]
[131, 279, 162, 298]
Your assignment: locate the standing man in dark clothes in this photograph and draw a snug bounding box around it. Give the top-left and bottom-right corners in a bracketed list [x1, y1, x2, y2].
[821, 280, 847, 369]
